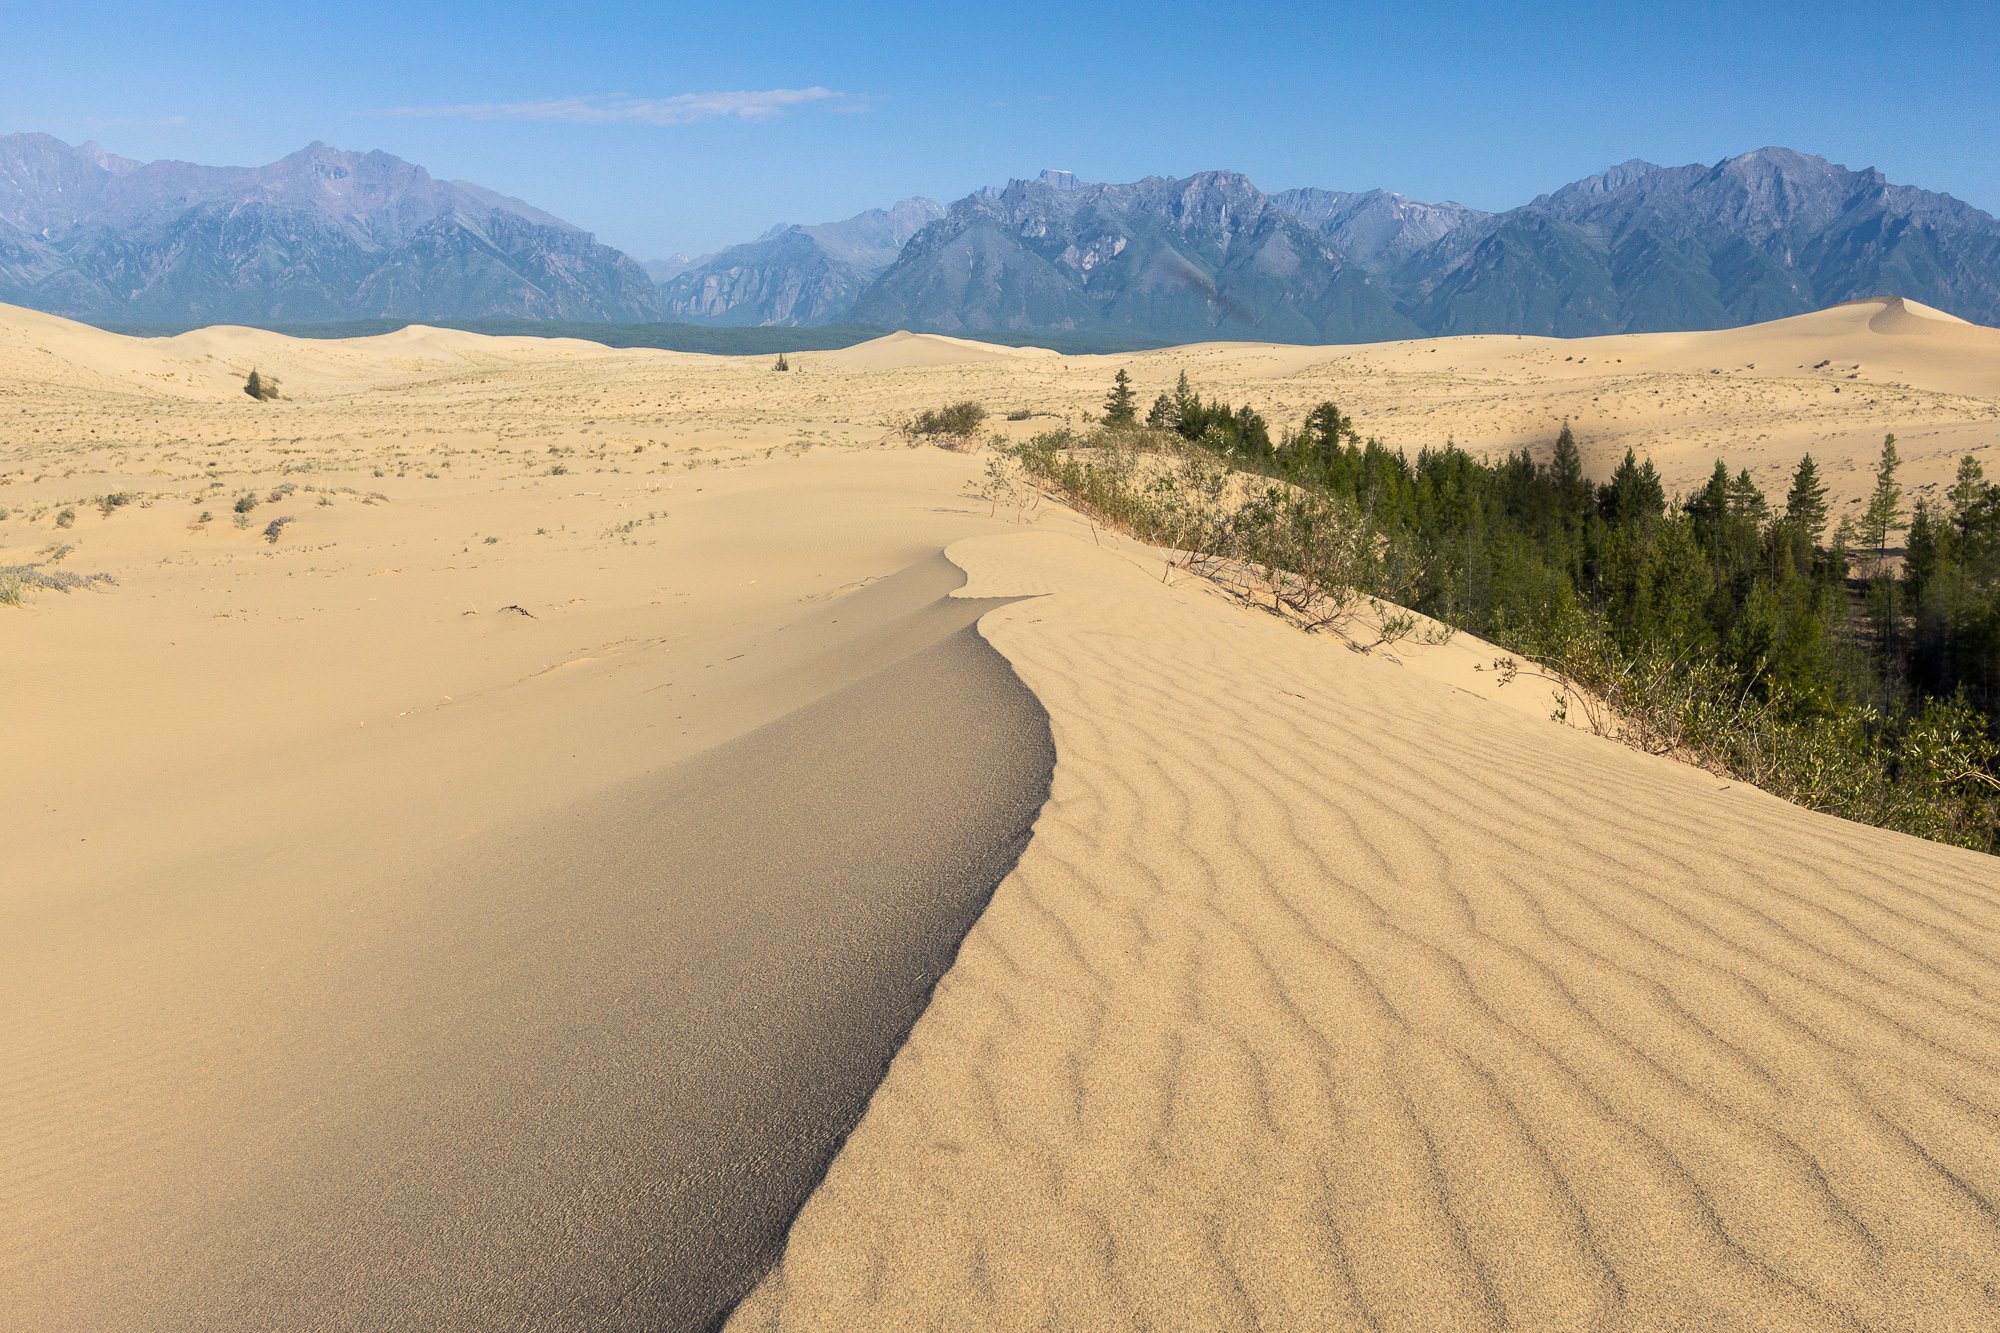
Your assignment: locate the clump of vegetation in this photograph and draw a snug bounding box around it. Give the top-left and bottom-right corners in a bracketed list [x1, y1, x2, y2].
[234, 492, 260, 515]
[0, 563, 116, 606]
[54, 506, 76, 528]
[905, 401, 988, 444]
[1004, 371, 2000, 853]
[773, 353, 791, 372]
[244, 369, 281, 401]
[262, 516, 294, 544]
[98, 492, 133, 517]
[1005, 409, 1035, 422]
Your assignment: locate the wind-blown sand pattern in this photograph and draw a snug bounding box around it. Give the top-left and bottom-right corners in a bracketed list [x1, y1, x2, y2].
[736, 533, 2000, 1332]
[4, 299, 1999, 1329]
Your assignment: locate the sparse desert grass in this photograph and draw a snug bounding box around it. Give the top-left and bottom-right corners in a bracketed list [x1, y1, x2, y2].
[0, 562, 116, 605]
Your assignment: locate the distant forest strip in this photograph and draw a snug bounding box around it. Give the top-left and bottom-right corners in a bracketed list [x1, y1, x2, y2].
[996, 371, 2000, 853]
[90, 319, 1175, 357]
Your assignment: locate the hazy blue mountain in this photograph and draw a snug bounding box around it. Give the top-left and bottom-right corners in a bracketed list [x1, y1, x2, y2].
[642, 254, 703, 283]
[1268, 188, 1489, 270]
[851, 171, 1419, 343]
[678, 150, 2000, 341]
[6, 135, 1996, 341]
[1401, 148, 2000, 334]
[658, 197, 943, 326]
[0, 134, 666, 322]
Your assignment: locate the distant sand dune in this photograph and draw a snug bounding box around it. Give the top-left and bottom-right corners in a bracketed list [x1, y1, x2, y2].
[818, 330, 1062, 371]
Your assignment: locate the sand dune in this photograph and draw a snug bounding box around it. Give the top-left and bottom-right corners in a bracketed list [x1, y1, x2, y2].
[4, 299, 1999, 1329]
[737, 530, 2000, 1331]
[819, 329, 1063, 370]
[3, 539, 1049, 1329]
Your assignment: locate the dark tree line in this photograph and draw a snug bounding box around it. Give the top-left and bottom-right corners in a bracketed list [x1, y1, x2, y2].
[1047, 374, 2000, 849]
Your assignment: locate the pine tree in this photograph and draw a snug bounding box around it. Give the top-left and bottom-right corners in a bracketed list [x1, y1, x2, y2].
[1861, 433, 1905, 567]
[1600, 448, 1664, 527]
[245, 369, 265, 400]
[1726, 469, 1768, 525]
[1547, 421, 1587, 518]
[1172, 369, 1196, 423]
[774, 353, 790, 372]
[1947, 454, 1987, 536]
[1145, 392, 1177, 430]
[1784, 454, 1830, 543]
[1688, 460, 1731, 547]
[1103, 369, 1137, 426]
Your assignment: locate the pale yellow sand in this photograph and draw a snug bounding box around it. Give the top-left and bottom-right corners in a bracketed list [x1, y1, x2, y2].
[736, 532, 2000, 1330]
[3, 299, 1999, 1329]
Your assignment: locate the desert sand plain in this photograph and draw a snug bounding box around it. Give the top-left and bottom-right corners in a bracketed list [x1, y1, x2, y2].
[3, 296, 1999, 1330]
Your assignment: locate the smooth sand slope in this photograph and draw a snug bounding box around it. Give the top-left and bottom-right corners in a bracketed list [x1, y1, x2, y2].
[3, 522, 1051, 1328]
[3, 300, 1999, 1329]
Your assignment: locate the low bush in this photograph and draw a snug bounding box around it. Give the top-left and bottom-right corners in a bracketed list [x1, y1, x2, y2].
[905, 401, 987, 441]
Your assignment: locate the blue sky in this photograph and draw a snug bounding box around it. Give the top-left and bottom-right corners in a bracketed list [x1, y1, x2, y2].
[6, 1, 1996, 259]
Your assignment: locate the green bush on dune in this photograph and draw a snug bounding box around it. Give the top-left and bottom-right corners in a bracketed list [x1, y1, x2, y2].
[905, 401, 987, 441]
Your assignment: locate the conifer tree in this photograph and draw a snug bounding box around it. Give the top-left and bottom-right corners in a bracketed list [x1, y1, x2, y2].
[1947, 454, 1988, 537]
[1726, 469, 1768, 525]
[1548, 421, 1586, 514]
[1145, 392, 1177, 430]
[1601, 448, 1663, 526]
[1862, 433, 1905, 567]
[1784, 454, 1830, 542]
[1102, 369, 1137, 426]
[245, 369, 265, 400]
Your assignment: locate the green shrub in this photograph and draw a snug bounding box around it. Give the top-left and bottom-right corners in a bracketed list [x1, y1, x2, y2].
[906, 401, 987, 441]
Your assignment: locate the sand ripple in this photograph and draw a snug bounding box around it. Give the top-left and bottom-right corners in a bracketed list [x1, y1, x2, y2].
[734, 531, 2000, 1332]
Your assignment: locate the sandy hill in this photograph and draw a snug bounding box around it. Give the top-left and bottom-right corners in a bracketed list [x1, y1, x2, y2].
[2, 299, 1997, 1329]
[817, 329, 1062, 370]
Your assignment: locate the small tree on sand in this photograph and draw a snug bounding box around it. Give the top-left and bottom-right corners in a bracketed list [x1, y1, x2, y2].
[1103, 369, 1137, 426]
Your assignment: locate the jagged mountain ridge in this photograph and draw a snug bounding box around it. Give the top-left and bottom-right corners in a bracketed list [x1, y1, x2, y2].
[1400, 148, 2000, 335]
[679, 151, 2000, 341]
[657, 196, 943, 327]
[849, 169, 1418, 343]
[3, 135, 1995, 340]
[0, 134, 665, 322]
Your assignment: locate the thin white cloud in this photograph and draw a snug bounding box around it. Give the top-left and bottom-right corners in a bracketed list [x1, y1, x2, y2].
[386, 89, 854, 127]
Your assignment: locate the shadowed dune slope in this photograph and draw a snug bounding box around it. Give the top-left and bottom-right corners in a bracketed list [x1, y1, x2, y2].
[0, 556, 1052, 1332]
[736, 531, 2000, 1333]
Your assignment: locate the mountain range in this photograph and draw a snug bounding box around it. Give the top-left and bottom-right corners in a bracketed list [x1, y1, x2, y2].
[705, 150, 2000, 341]
[3, 134, 1997, 342]
[0, 134, 664, 323]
